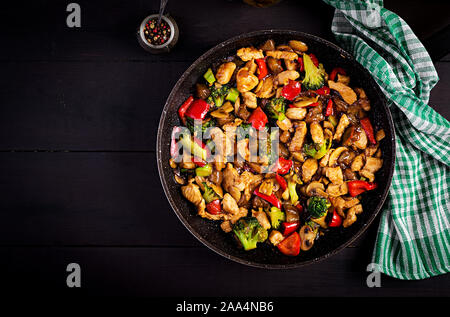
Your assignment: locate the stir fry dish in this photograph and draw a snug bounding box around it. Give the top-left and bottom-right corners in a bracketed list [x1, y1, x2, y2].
[169, 39, 385, 256]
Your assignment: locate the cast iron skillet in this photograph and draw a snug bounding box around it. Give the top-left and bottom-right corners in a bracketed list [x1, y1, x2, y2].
[157, 30, 395, 268]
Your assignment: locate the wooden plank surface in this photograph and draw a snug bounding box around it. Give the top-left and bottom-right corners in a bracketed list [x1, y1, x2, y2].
[3, 247, 450, 297]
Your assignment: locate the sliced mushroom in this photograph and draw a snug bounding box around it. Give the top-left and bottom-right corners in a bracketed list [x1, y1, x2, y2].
[305, 181, 326, 197]
[288, 40, 308, 52]
[254, 75, 275, 98]
[299, 225, 317, 251]
[267, 57, 283, 75]
[328, 146, 347, 167]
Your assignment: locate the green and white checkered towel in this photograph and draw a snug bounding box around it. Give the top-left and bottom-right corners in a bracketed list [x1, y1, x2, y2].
[323, 0, 450, 280]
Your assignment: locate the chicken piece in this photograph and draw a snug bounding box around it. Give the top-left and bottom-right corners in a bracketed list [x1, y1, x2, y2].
[331, 196, 360, 217]
[376, 129, 385, 142]
[320, 149, 332, 167]
[277, 116, 293, 131]
[266, 50, 298, 60]
[333, 114, 350, 142]
[230, 207, 249, 224]
[222, 163, 242, 202]
[280, 129, 291, 143]
[254, 76, 275, 99]
[328, 81, 357, 105]
[258, 179, 273, 196]
[352, 128, 368, 150]
[269, 230, 284, 246]
[238, 171, 264, 205]
[274, 70, 300, 86]
[236, 68, 259, 92]
[337, 74, 350, 85]
[326, 183, 348, 197]
[360, 157, 383, 182]
[252, 209, 271, 230]
[222, 193, 240, 215]
[260, 39, 275, 51]
[343, 204, 363, 228]
[220, 221, 233, 233]
[181, 181, 203, 206]
[324, 166, 344, 184]
[237, 138, 250, 161]
[245, 59, 257, 74]
[351, 154, 365, 172]
[237, 47, 264, 61]
[302, 158, 318, 183]
[289, 121, 307, 152]
[286, 107, 307, 120]
[216, 62, 236, 85]
[365, 144, 379, 157]
[354, 87, 367, 99]
[310, 122, 324, 145]
[241, 91, 257, 109]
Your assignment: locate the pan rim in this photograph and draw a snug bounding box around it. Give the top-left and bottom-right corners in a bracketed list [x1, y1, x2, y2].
[157, 29, 396, 269]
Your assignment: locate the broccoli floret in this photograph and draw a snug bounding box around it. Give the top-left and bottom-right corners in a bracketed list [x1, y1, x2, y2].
[303, 138, 331, 159]
[268, 207, 285, 229]
[186, 117, 216, 134]
[266, 97, 287, 120]
[233, 217, 268, 251]
[302, 54, 325, 90]
[202, 182, 220, 204]
[307, 196, 331, 219]
[207, 85, 230, 108]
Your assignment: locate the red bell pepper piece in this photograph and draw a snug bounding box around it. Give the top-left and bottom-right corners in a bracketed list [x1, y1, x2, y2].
[178, 96, 194, 124]
[206, 199, 222, 215]
[253, 188, 281, 209]
[360, 117, 376, 144]
[325, 99, 334, 116]
[347, 180, 378, 197]
[275, 173, 287, 191]
[275, 157, 293, 175]
[308, 102, 320, 107]
[281, 80, 302, 101]
[298, 56, 304, 72]
[255, 58, 268, 80]
[329, 67, 346, 81]
[281, 222, 299, 236]
[296, 203, 303, 213]
[248, 107, 268, 131]
[277, 232, 300, 256]
[328, 208, 342, 227]
[309, 53, 319, 67]
[185, 99, 210, 121]
[170, 126, 183, 158]
[315, 86, 330, 96]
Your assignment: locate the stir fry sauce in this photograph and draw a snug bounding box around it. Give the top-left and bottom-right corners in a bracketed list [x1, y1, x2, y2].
[170, 39, 385, 256]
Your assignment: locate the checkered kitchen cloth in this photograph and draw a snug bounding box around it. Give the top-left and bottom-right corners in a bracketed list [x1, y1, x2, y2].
[323, 0, 450, 279]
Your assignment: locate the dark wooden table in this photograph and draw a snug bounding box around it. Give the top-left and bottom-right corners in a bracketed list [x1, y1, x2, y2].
[0, 0, 449, 297]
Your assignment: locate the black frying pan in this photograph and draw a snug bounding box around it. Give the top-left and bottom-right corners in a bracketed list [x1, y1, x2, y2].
[157, 30, 395, 268]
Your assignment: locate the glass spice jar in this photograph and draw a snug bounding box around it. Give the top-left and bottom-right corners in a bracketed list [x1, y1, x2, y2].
[137, 14, 179, 54]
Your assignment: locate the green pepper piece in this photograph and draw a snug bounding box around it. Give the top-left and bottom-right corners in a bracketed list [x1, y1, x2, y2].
[203, 68, 216, 85]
